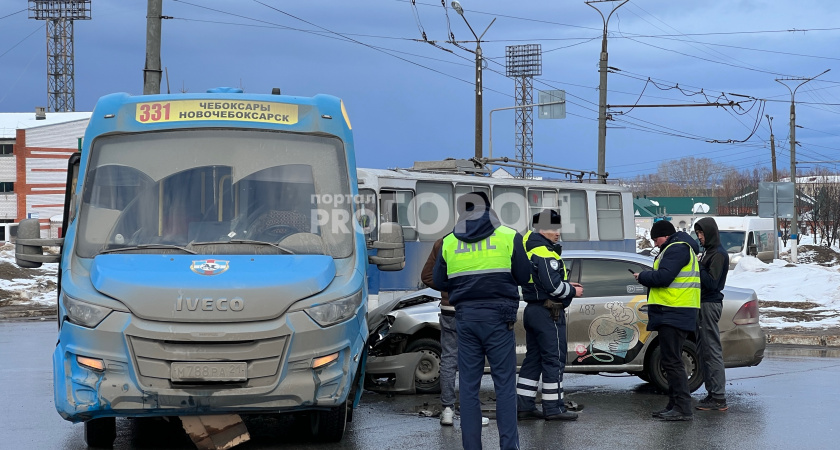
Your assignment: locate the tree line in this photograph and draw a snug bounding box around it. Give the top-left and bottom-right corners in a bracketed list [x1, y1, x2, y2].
[620, 157, 840, 247]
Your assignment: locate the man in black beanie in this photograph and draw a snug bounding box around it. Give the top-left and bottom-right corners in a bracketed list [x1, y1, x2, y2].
[632, 219, 701, 421]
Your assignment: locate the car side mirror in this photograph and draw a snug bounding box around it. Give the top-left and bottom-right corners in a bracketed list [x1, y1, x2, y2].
[368, 222, 405, 271]
[747, 244, 758, 256]
[15, 218, 63, 268]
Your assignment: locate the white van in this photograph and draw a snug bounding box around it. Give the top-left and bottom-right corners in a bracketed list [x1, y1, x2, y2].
[692, 216, 776, 268]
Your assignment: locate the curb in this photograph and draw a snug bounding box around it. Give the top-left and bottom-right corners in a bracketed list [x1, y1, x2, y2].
[0, 306, 57, 320]
[766, 333, 840, 347]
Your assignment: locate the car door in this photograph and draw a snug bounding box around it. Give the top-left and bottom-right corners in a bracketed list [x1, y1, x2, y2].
[513, 259, 578, 367]
[566, 258, 651, 367]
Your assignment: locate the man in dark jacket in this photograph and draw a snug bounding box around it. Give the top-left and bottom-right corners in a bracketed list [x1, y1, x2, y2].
[516, 209, 583, 421]
[421, 237, 459, 426]
[633, 220, 700, 421]
[433, 192, 531, 450]
[693, 217, 730, 411]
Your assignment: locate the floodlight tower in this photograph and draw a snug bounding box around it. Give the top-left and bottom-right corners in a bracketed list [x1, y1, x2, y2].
[29, 1, 91, 112]
[505, 44, 542, 179]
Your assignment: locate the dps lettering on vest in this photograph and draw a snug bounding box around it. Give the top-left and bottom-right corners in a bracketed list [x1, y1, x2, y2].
[648, 241, 701, 309]
[442, 226, 517, 278]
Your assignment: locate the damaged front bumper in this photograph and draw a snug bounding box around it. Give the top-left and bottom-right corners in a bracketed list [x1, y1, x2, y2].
[54, 308, 366, 422]
[364, 352, 423, 394]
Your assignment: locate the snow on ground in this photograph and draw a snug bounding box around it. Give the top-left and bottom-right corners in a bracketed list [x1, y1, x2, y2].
[727, 256, 840, 330]
[0, 244, 59, 307]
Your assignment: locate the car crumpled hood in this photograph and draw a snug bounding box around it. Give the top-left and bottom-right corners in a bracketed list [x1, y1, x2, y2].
[90, 254, 336, 322]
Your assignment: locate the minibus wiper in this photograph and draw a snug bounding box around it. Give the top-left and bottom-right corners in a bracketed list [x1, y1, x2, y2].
[188, 239, 295, 255]
[100, 244, 197, 254]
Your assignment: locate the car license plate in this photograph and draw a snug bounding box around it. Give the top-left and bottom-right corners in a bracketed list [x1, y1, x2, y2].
[170, 362, 247, 382]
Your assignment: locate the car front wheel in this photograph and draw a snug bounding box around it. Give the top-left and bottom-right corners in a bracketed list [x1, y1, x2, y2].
[646, 340, 703, 394]
[405, 338, 442, 394]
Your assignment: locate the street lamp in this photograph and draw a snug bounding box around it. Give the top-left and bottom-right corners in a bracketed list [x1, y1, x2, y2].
[451, 1, 495, 160]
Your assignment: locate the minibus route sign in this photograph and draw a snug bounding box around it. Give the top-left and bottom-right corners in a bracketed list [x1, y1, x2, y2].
[135, 100, 299, 125]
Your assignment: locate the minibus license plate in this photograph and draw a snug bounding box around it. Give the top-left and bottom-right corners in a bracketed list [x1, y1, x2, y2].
[171, 362, 247, 382]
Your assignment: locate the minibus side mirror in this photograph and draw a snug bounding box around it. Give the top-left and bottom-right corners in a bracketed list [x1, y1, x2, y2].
[368, 222, 405, 271]
[15, 218, 63, 268]
[747, 244, 758, 256]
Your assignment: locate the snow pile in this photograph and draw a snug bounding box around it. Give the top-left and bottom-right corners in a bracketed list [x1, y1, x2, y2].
[636, 226, 653, 253]
[728, 256, 840, 329]
[0, 244, 59, 306]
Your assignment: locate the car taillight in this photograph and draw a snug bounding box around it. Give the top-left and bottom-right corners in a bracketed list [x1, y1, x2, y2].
[733, 300, 759, 325]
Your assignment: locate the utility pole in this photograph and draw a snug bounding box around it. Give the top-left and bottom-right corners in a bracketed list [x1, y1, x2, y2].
[766, 115, 777, 182]
[775, 69, 830, 263]
[586, 0, 627, 184]
[451, 1, 495, 160]
[144, 0, 163, 95]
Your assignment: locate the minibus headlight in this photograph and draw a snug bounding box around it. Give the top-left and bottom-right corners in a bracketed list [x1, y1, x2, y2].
[304, 291, 363, 327]
[64, 295, 112, 328]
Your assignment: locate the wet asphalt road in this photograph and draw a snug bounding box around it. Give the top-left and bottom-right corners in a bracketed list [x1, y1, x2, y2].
[2, 319, 839, 449]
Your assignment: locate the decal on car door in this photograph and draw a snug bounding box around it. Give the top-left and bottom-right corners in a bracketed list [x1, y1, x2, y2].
[574, 295, 650, 364]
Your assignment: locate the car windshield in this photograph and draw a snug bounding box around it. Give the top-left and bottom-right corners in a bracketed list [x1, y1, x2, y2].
[718, 231, 746, 253]
[76, 129, 353, 258]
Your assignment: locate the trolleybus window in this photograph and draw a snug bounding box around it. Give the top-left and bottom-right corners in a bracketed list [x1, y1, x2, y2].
[596, 192, 624, 240]
[416, 181, 454, 241]
[356, 188, 377, 242]
[559, 190, 589, 241]
[528, 189, 558, 220]
[380, 189, 416, 240]
[493, 185, 527, 233]
[455, 184, 490, 204]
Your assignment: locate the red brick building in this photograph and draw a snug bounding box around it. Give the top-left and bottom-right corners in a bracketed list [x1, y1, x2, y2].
[0, 111, 91, 239]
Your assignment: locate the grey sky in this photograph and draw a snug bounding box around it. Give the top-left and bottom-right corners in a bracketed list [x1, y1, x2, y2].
[1, 0, 838, 180]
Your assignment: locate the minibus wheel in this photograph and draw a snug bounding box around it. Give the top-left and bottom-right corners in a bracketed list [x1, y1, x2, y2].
[84, 417, 116, 448]
[310, 400, 348, 442]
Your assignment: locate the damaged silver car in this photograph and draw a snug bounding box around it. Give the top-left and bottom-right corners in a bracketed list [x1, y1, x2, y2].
[365, 250, 766, 394]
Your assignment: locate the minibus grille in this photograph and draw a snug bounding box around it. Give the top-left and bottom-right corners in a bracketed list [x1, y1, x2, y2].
[128, 335, 287, 388]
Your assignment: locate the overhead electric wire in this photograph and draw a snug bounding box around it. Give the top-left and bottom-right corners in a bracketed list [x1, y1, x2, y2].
[175, 0, 833, 162]
[409, 0, 428, 41]
[634, 35, 840, 62]
[622, 2, 774, 75]
[0, 9, 27, 21]
[0, 24, 44, 60]
[798, 126, 840, 138]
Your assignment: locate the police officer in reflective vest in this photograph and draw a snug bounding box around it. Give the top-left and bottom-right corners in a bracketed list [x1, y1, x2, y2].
[633, 220, 701, 421]
[433, 192, 530, 450]
[516, 209, 583, 421]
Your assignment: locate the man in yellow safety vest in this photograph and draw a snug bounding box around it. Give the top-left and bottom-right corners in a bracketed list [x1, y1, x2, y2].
[433, 191, 531, 450]
[633, 219, 700, 421]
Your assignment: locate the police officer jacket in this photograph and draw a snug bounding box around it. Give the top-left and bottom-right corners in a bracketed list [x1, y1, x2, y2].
[432, 201, 530, 311]
[637, 230, 700, 332]
[521, 231, 576, 307]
